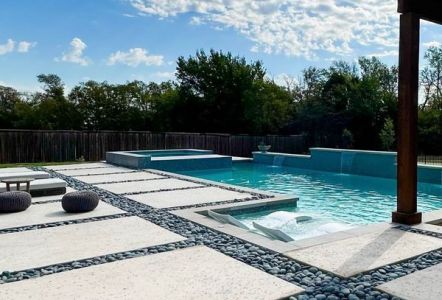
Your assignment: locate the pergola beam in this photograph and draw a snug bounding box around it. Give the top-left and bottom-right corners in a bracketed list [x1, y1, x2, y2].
[398, 0, 442, 24]
[392, 12, 422, 225]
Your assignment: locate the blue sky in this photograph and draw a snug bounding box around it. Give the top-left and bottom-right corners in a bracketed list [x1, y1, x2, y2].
[1, 0, 441, 92]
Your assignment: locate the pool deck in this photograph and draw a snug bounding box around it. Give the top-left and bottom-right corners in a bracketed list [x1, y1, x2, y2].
[0, 161, 441, 299]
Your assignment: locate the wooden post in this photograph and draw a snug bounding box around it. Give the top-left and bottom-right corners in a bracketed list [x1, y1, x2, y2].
[392, 12, 422, 225]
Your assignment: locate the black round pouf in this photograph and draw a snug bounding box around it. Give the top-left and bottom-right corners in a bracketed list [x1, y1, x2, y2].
[62, 191, 100, 213]
[0, 191, 32, 213]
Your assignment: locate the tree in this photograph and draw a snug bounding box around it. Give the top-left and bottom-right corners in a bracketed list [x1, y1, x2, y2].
[421, 46, 442, 110]
[37, 74, 65, 100]
[379, 118, 395, 150]
[0, 85, 20, 127]
[174, 49, 291, 133]
[31, 74, 81, 129]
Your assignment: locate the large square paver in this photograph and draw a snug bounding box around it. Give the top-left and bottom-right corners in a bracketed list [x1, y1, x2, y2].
[0, 216, 184, 272]
[58, 166, 134, 176]
[285, 228, 442, 277]
[377, 263, 442, 300]
[74, 172, 164, 184]
[126, 186, 252, 208]
[0, 201, 123, 230]
[0, 246, 303, 299]
[45, 163, 110, 170]
[96, 178, 203, 194]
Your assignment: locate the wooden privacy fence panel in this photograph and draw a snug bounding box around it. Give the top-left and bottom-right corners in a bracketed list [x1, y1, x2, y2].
[0, 130, 306, 163]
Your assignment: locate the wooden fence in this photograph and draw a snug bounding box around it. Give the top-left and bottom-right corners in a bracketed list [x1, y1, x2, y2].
[0, 130, 307, 163]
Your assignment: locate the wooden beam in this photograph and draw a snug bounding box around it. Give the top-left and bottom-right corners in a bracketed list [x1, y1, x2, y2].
[398, 0, 442, 24]
[392, 12, 422, 225]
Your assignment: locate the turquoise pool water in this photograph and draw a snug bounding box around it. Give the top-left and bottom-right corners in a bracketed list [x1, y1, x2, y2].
[180, 162, 442, 239]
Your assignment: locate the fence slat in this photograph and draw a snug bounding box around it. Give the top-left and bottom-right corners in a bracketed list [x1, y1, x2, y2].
[0, 130, 307, 163]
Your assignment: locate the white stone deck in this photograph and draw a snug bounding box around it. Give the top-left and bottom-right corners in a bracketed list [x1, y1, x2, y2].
[377, 263, 442, 300]
[286, 227, 442, 277]
[1, 163, 440, 299]
[126, 186, 252, 208]
[44, 162, 110, 170]
[31, 187, 76, 203]
[96, 178, 203, 194]
[74, 172, 164, 184]
[0, 201, 123, 230]
[58, 166, 134, 176]
[0, 216, 184, 272]
[0, 246, 302, 300]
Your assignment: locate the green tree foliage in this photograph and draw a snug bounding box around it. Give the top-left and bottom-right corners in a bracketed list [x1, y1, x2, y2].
[68, 80, 178, 130]
[173, 50, 291, 133]
[419, 46, 442, 154]
[379, 118, 395, 150]
[421, 46, 442, 110]
[0, 49, 440, 154]
[0, 85, 20, 127]
[290, 58, 398, 149]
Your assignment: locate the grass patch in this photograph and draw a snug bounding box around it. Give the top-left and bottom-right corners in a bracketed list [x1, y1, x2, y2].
[0, 161, 96, 169]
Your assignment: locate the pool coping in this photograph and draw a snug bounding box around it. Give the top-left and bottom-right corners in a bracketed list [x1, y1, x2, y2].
[412, 209, 442, 234]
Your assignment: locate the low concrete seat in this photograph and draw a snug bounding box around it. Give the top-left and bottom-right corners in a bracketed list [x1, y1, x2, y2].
[0, 171, 50, 181]
[0, 191, 32, 213]
[0, 178, 66, 196]
[62, 191, 100, 213]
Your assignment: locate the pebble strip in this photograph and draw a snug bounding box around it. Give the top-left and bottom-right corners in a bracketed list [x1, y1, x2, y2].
[395, 225, 442, 239]
[2, 166, 441, 300]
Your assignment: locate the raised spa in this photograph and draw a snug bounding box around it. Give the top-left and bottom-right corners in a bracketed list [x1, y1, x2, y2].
[106, 149, 232, 171]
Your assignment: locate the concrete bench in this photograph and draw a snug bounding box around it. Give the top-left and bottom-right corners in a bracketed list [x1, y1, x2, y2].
[0, 171, 50, 181]
[0, 178, 67, 196]
[0, 167, 34, 174]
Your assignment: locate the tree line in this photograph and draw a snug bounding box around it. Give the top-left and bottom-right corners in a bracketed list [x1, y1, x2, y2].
[1, 48, 441, 154]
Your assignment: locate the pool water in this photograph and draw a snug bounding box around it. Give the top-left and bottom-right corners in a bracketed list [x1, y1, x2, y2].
[180, 162, 442, 240]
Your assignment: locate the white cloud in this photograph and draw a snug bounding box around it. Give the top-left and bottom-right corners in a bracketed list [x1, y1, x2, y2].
[423, 41, 441, 48]
[57, 37, 90, 66]
[130, 0, 400, 59]
[270, 73, 297, 87]
[367, 50, 398, 58]
[1, 39, 36, 55]
[154, 71, 176, 79]
[17, 41, 37, 53]
[0, 39, 15, 55]
[107, 48, 164, 67]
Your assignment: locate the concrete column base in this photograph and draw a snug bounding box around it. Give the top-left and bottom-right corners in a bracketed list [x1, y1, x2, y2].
[392, 211, 422, 225]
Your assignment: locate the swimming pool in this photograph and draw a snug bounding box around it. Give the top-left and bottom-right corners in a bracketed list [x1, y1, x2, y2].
[179, 162, 442, 240]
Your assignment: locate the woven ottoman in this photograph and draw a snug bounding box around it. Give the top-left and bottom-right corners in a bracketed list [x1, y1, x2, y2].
[62, 191, 100, 213]
[0, 191, 32, 213]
